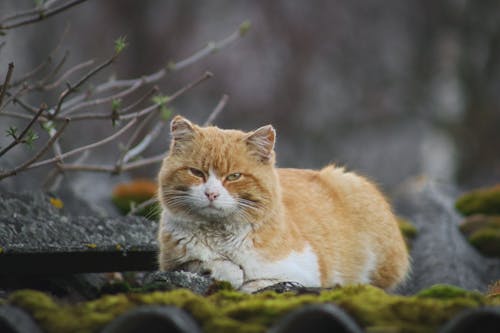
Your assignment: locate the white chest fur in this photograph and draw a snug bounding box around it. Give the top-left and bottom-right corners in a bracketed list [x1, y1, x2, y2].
[159, 211, 321, 291]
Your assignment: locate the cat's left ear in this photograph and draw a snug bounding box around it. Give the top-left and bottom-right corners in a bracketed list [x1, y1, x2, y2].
[170, 115, 195, 150]
[245, 125, 276, 163]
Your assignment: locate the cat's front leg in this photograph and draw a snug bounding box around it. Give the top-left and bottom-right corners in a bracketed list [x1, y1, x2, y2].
[201, 260, 244, 289]
[239, 279, 286, 293]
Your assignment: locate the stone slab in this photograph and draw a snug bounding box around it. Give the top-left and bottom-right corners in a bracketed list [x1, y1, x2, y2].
[0, 191, 158, 274]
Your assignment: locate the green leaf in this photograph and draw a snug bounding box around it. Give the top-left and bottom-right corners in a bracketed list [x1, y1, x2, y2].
[160, 107, 173, 121]
[114, 36, 128, 54]
[151, 94, 170, 107]
[111, 98, 122, 111]
[239, 20, 251, 36]
[24, 130, 39, 148]
[41, 121, 55, 133]
[6, 126, 18, 139]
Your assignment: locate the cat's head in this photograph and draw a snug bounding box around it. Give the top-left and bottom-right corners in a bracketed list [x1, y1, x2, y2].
[158, 116, 278, 223]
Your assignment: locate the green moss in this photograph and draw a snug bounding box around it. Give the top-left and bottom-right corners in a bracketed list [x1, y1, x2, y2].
[459, 215, 500, 237]
[7, 284, 499, 333]
[398, 218, 418, 239]
[455, 185, 500, 216]
[415, 284, 478, 299]
[469, 228, 500, 257]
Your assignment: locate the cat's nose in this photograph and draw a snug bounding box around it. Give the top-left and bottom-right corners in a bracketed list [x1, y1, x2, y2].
[205, 190, 220, 201]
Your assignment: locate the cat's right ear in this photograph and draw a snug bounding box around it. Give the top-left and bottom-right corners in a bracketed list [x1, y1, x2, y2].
[170, 115, 195, 151]
[245, 125, 276, 163]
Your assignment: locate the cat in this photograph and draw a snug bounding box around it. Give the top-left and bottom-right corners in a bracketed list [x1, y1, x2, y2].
[157, 115, 410, 293]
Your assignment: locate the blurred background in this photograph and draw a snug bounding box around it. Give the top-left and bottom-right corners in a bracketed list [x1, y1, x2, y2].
[1, 0, 499, 200]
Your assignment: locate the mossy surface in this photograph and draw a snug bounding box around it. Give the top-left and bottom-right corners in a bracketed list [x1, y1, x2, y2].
[398, 218, 418, 239]
[455, 185, 500, 216]
[459, 215, 500, 258]
[5, 284, 500, 333]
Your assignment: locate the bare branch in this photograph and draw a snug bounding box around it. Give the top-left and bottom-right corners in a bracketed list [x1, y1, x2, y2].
[37, 50, 69, 86]
[169, 21, 250, 71]
[120, 85, 159, 114]
[10, 57, 53, 87]
[61, 21, 248, 110]
[115, 111, 157, 169]
[1, 111, 47, 121]
[62, 79, 142, 116]
[127, 197, 158, 216]
[0, 0, 88, 30]
[122, 121, 164, 165]
[28, 117, 138, 170]
[204, 94, 229, 126]
[0, 62, 14, 109]
[42, 59, 95, 90]
[53, 52, 118, 117]
[0, 118, 70, 180]
[119, 71, 213, 121]
[0, 104, 47, 157]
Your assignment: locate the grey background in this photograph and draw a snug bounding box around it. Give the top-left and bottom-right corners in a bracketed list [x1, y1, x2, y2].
[1, 0, 500, 195]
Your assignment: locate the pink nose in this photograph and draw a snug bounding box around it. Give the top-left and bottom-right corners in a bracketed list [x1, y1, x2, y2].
[205, 191, 219, 201]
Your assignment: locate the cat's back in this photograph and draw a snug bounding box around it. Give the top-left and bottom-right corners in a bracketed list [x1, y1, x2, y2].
[276, 165, 409, 289]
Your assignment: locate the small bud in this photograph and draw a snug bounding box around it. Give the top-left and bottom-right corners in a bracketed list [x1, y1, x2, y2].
[239, 20, 251, 36]
[114, 36, 128, 54]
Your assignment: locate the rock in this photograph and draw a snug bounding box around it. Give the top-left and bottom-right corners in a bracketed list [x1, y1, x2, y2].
[0, 190, 157, 274]
[393, 177, 500, 294]
[101, 306, 203, 333]
[142, 271, 214, 295]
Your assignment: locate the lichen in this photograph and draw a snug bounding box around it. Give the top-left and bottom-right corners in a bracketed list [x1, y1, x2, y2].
[6, 284, 499, 333]
[455, 184, 500, 216]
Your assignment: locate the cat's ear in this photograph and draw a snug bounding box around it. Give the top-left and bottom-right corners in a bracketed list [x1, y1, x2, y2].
[170, 115, 195, 149]
[245, 125, 276, 163]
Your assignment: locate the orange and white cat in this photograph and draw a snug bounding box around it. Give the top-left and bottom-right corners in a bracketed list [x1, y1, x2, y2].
[157, 116, 409, 292]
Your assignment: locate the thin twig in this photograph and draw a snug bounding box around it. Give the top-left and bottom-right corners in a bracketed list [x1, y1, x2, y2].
[203, 94, 229, 126]
[42, 59, 95, 90]
[127, 197, 158, 216]
[0, 111, 48, 121]
[122, 122, 164, 165]
[0, 0, 88, 30]
[53, 52, 118, 117]
[61, 21, 249, 110]
[115, 111, 156, 169]
[119, 71, 213, 121]
[64, 86, 159, 121]
[62, 79, 142, 116]
[0, 104, 47, 157]
[70, 70, 214, 122]
[0, 62, 14, 109]
[10, 57, 52, 87]
[37, 50, 69, 86]
[0, 119, 70, 180]
[0, 0, 63, 24]
[120, 86, 159, 114]
[28, 117, 138, 169]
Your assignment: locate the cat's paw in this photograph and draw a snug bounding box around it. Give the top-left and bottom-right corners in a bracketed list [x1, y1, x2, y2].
[239, 279, 285, 293]
[201, 260, 244, 289]
[256, 281, 307, 293]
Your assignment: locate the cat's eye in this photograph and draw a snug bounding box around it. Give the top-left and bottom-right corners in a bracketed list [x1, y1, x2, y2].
[226, 173, 242, 181]
[188, 168, 205, 179]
